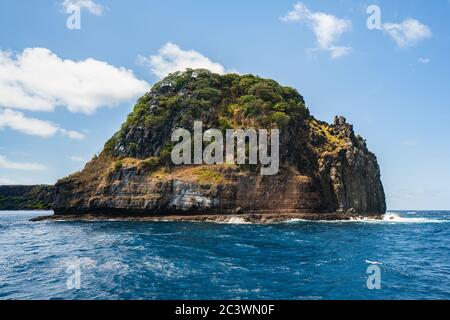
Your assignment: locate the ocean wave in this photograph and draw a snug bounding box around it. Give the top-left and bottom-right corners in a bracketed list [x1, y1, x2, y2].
[381, 213, 444, 224]
[149, 232, 183, 236]
[2, 211, 450, 300]
[365, 260, 383, 265]
[99, 260, 129, 272]
[52, 257, 98, 275]
[284, 218, 309, 223]
[144, 256, 187, 279]
[235, 243, 257, 249]
[283, 212, 446, 224]
[58, 257, 97, 269]
[222, 217, 250, 224]
[347, 213, 445, 224]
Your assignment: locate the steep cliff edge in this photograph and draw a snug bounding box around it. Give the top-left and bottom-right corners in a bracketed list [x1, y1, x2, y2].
[52, 69, 386, 219]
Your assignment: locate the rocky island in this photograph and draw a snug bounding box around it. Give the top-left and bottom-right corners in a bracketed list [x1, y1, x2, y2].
[33, 69, 386, 223]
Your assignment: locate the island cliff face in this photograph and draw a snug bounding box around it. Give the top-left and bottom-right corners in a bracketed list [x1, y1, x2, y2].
[52, 69, 386, 219]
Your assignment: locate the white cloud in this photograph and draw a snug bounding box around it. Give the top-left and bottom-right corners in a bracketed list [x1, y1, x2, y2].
[0, 48, 149, 114]
[281, 2, 352, 59]
[382, 19, 431, 48]
[418, 58, 431, 64]
[68, 155, 86, 162]
[0, 108, 85, 139]
[0, 155, 46, 171]
[60, 129, 85, 140]
[138, 42, 232, 79]
[62, 0, 103, 15]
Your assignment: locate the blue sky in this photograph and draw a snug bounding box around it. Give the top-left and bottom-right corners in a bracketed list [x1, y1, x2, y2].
[0, 0, 449, 210]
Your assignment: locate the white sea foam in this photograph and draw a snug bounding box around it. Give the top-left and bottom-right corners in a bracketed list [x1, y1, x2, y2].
[285, 218, 309, 223]
[100, 260, 129, 272]
[49, 212, 445, 225]
[284, 212, 445, 224]
[344, 213, 444, 224]
[225, 217, 250, 224]
[318, 212, 444, 224]
[235, 243, 257, 249]
[365, 260, 383, 265]
[58, 257, 97, 269]
[381, 212, 443, 224]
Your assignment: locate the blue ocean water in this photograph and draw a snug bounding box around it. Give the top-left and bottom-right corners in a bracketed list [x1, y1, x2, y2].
[0, 211, 449, 300]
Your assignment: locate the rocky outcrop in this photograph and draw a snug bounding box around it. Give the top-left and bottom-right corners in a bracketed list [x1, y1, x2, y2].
[52, 69, 386, 219]
[0, 185, 55, 210]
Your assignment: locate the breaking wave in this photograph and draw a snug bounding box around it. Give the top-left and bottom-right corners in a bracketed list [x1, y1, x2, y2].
[381, 212, 444, 224]
[223, 217, 250, 224]
[285, 212, 446, 224]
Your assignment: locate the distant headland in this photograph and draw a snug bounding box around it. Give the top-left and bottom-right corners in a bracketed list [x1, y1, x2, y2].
[0, 185, 54, 210]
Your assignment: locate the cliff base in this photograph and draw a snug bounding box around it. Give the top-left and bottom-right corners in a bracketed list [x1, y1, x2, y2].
[31, 212, 383, 224]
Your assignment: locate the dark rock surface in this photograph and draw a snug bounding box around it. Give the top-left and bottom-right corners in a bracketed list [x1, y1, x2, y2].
[52, 69, 386, 219]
